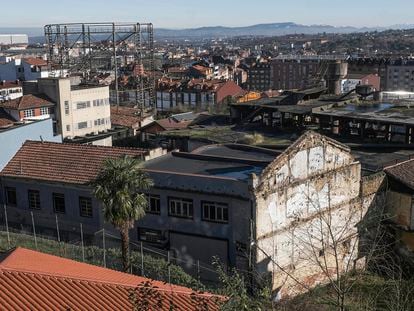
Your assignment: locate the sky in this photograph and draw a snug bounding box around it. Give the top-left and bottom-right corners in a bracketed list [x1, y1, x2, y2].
[0, 0, 412, 29]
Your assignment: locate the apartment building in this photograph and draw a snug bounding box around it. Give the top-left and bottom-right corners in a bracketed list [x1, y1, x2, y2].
[248, 62, 271, 91]
[27, 77, 112, 146]
[270, 58, 320, 90]
[0, 80, 23, 101]
[156, 78, 243, 111]
[386, 61, 414, 92]
[0, 57, 62, 82]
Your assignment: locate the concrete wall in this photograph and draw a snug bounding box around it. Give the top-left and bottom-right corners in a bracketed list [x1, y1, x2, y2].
[136, 186, 252, 270]
[0, 178, 103, 239]
[0, 118, 62, 170]
[253, 132, 364, 298]
[37, 78, 111, 140]
[0, 171, 251, 279]
[0, 62, 18, 81]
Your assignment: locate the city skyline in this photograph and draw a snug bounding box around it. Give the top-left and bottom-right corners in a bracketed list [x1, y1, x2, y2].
[0, 0, 412, 29]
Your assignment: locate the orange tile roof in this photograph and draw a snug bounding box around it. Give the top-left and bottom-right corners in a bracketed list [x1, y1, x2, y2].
[1, 94, 54, 110]
[23, 57, 48, 66]
[0, 141, 148, 185]
[0, 248, 222, 310]
[0, 80, 22, 90]
[0, 108, 15, 128]
[110, 106, 142, 128]
[155, 118, 191, 130]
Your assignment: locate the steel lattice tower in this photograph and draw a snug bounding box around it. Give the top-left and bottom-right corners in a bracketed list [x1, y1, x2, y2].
[44, 22, 155, 112]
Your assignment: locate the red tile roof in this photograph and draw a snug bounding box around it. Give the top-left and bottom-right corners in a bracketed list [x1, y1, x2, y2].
[192, 65, 211, 74]
[0, 141, 148, 185]
[0, 247, 222, 310]
[156, 118, 191, 130]
[1, 94, 54, 110]
[23, 57, 48, 66]
[0, 108, 15, 128]
[0, 81, 22, 90]
[110, 106, 142, 128]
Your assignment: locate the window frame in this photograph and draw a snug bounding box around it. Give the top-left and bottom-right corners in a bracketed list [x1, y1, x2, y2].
[28, 189, 41, 210]
[64, 101, 70, 115]
[40, 107, 49, 115]
[168, 197, 193, 219]
[23, 109, 35, 118]
[77, 121, 88, 129]
[201, 201, 229, 223]
[53, 193, 66, 214]
[5, 187, 17, 206]
[145, 194, 161, 215]
[79, 196, 93, 218]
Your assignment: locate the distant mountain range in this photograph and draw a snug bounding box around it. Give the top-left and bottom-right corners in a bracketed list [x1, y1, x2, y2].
[1, 22, 414, 43]
[154, 22, 414, 38]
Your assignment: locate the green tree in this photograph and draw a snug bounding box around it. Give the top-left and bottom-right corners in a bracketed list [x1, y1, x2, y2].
[92, 155, 153, 272]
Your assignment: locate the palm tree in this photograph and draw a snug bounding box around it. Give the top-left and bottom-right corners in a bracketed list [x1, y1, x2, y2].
[92, 155, 153, 272]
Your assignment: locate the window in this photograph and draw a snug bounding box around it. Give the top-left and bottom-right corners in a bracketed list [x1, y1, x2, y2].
[202, 201, 229, 223]
[145, 194, 160, 214]
[93, 99, 109, 107]
[79, 197, 93, 217]
[5, 187, 17, 206]
[138, 228, 162, 244]
[53, 193, 65, 214]
[168, 197, 193, 219]
[64, 101, 70, 115]
[40, 107, 49, 115]
[76, 101, 91, 109]
[28, 190, 40, 209]
[77, 121, 88, 129]
[94, 118, 105, 126]
[66, 124, 71, 132]
[23, 109, 34, 118]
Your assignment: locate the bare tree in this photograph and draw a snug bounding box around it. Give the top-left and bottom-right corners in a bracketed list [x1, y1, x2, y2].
[286, 186, 390, 311]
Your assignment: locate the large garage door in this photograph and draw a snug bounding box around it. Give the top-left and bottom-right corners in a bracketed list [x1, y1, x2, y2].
[169, 232, 228, 282]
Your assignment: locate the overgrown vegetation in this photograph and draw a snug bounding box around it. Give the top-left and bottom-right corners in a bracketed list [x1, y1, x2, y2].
[0, 231, 203, 289]
[161, 126, 291, 145]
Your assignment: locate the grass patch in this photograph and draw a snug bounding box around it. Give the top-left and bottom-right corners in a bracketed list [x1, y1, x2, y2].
[0, 230, 203, 290]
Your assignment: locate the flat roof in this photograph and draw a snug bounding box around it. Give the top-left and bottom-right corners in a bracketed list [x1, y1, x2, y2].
[314, 103, 414, 125]
[351, 147, 414, 174]
[71, 84, 108, 91]
[142, 144, 279, 198]
[144, 145, 275, 181]
[192, 144, 280, 161]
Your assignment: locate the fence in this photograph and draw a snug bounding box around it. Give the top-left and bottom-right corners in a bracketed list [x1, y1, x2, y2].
[0, 205, 224, 289]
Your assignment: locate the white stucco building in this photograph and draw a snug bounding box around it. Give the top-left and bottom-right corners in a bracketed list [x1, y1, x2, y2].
[31, 78, 112, 146]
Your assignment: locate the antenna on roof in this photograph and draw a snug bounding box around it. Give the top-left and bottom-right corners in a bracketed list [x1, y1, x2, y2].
[40, 135, 44, 142]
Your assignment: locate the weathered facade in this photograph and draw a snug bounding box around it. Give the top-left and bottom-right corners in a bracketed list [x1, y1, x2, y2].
[252, 132, 367, 298]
